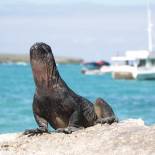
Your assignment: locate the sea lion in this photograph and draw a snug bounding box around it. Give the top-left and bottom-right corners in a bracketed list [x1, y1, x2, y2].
[24, 42, 118, 135]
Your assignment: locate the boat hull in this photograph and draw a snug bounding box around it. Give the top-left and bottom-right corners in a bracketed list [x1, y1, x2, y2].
[136, 72, 155, 80]
[112, 66, 155, 80]
[112, 72, 134, 80]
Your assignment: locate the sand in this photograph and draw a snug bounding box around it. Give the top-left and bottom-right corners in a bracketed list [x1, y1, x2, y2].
[0, 54, 83, 64]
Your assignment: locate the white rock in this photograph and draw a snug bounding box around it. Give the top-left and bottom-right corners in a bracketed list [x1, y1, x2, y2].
[0, 119, 155, 155]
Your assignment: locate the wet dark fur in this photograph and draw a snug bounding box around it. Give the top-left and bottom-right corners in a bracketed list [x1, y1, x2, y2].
[24, 42, 118, 135]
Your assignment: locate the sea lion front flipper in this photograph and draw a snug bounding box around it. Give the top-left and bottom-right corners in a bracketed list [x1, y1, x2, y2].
[56, 126, 83, 134]
[24, 127, 50, 136]
[23, 101, 49, 136]
[56, 111, 83, 134]
[23, 95, 50, 136]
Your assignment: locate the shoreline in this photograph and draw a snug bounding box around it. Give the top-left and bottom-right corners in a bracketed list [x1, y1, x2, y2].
[0, 119, 155, 155]
[0, 54, 83, 64]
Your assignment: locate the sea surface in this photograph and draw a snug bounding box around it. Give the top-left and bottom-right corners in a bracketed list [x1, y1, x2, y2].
[0, 63, 155, 133]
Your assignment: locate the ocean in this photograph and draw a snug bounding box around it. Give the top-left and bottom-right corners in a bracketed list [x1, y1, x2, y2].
[0, 63, 155, 134]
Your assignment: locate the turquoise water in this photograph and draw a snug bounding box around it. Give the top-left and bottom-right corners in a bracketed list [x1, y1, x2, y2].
[0, 63, 155, 133]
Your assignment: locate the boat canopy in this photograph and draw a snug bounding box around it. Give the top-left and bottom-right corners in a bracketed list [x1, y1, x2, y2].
[83, 60, 110, 70]
[111, 50, 155, 62]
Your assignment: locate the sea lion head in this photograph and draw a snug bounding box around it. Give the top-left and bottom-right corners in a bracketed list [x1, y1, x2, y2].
[30, 42, 59, 90]
[30, 42, 54, 62]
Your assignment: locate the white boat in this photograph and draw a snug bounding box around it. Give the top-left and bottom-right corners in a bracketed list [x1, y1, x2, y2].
[112, 51, 155, 80]
[111, 0, 155, 80]
[81, 60, 111, 75]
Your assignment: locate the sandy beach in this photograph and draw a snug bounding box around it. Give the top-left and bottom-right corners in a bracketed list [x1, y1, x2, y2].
[0, 54, 83, 64]
[0, 119, 155, 155]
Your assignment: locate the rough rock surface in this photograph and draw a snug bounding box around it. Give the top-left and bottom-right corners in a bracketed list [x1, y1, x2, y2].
[0, 119, 155, 155]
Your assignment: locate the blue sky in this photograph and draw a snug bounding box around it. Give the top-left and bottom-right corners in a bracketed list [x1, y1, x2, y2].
[0, 0, 154, 5]
[0, 0, 155, 61]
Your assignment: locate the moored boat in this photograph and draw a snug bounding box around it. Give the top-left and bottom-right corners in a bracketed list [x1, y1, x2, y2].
[111, 51, 155, 80]
[81, 60, 111, 75]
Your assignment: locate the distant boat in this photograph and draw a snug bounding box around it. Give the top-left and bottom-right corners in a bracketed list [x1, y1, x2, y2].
[111, 0, 155, 80]
[112, 50, 155, 80]
[81, 60, 111, 75]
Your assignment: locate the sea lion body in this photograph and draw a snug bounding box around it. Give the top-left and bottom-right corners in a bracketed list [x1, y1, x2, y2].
[33, 88, 97, 129]
[25, 42, 118, 135]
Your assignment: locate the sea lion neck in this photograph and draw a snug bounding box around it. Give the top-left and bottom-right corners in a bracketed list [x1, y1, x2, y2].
[30, 42, 60, 91]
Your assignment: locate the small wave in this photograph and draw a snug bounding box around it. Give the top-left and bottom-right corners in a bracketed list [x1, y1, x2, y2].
[15, 62, 28, 66]
[0, 62, 28, 66]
